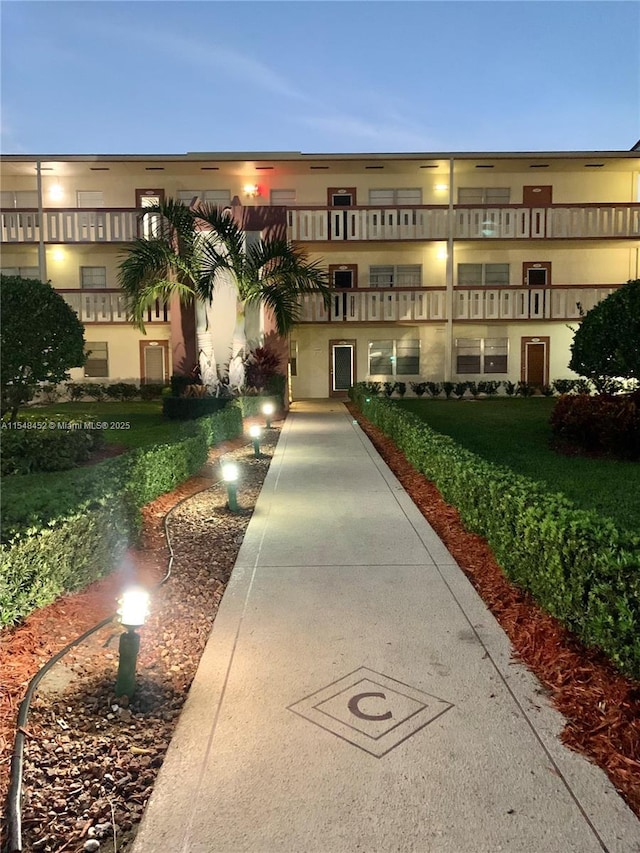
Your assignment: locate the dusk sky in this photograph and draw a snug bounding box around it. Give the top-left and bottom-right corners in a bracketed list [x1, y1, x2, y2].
[1, 1, 639, 155]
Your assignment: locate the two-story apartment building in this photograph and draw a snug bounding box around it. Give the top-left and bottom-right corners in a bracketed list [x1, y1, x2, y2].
[1, 149, 638, 398]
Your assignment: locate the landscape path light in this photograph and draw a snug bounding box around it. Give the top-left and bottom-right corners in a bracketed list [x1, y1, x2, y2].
[115, 587, 150, 699]
[249, 424, 262, 457]
[222, 461, 239, 512]
[262, 401, 274, 429]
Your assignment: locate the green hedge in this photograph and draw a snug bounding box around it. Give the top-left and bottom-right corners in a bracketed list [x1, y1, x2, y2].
[350, 386, 640, 679]
[0, 405, 243, 627]
[1, 424, 106, 476]
[162, 395, 230, 420]
[235, 395, 283, 417]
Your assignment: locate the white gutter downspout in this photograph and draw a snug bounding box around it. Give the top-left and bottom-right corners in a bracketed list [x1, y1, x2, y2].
[444, 157, 455, 382]
[36, 160, 47, 283]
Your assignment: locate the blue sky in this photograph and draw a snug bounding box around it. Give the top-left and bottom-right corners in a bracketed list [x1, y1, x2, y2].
[1, 1, 639, 154]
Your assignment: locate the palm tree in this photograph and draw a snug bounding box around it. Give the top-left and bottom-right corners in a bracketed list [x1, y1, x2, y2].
[118, 199, 330, 388]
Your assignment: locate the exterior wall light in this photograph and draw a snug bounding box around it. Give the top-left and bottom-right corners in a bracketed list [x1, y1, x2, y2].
[243, 184, 260, 198]
[262, 402, 274, 429]
[249, 424, 262, 457]
[49, 184, 64, 201]
[115, 587, 150, 699]
[222, 461, 239, 512]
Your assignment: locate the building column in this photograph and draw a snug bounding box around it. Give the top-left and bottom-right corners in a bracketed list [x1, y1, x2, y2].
[36, 161, 47, 283]
[444, 157, 455, 381]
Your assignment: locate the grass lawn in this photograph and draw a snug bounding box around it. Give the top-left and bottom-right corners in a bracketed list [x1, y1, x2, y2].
[20, 401, 176, 449]
[395, 397, 640, 536]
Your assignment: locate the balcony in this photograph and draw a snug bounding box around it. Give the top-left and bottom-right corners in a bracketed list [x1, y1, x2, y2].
[2, 203, 638, 244]
[296, 285, 618, 324]
[287, 204, 640, 241]
[1, 209, 143, 243]
[57, 289, 169, 324]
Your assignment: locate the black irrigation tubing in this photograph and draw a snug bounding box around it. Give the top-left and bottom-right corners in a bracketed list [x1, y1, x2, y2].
[5, 436, 264, 853]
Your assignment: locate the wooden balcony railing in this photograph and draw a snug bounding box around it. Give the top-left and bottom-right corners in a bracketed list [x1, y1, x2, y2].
[57, 289, 169, 324]
[296, 285, 618, 324]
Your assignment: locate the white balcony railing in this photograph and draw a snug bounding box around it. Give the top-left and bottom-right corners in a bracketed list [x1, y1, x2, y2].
[296, 286, 617, 324]
[2, 204, 638, 244]
[287, 204, 640, 241]
[1, 209, 142, 243]
[57, 290, 169, 324]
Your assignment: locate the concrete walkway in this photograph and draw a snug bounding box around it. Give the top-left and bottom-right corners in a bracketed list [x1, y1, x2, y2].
[132, 401, 640, 853]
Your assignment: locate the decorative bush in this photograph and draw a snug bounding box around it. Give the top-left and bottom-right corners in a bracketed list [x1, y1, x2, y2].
[105, 382, 138, 401]
[1, 425, 105, 476]
[442, 382, 455, 399]
[0, 405, 243, 626]
[552, 379, 577, 396]
[409, 382, 428, 397]
[350, 388, 640, 679]
[395, 382, 407, 397]
[516, 381, 536, 397]
[453, 382, 468, 399]
[503, 381, 517, 397]
[477, 381, 500, 396]
[426, 382, 442, 398]
[550, 392, 640, 460]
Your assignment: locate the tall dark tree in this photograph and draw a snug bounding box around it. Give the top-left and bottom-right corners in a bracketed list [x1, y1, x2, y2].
[119, 200, 330, 387]
[569, 280, 640, 381]
[1, 275, 86, 421]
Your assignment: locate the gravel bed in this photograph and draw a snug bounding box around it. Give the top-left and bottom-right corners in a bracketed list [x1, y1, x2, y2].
[16, 430, 279, 853]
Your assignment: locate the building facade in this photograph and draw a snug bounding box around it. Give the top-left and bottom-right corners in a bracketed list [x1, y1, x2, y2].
[1, 150, 638, 397]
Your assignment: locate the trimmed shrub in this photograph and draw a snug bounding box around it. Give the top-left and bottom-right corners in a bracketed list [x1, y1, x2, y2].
[350, 388, 640, 678]
[550, 392, 640, 460]
[162, 395, 229, 420]
[235, 395, 283, 417]
[0, 405, 243, 626]
[105, 382, 138, 402]
[1, 424, 105, 476]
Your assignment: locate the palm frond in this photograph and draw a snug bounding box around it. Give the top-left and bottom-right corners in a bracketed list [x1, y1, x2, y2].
[118, 237, 197, 330]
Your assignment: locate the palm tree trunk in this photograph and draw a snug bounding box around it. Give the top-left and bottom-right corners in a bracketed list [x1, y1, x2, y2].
[228, 299, 247, 389]
[195, 300, 218, 388]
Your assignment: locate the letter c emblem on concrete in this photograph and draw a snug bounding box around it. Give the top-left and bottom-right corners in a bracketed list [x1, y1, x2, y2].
[348, 691, 393, 721]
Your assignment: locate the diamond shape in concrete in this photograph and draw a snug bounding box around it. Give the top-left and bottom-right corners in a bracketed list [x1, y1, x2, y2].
[287, 667, 454, 757]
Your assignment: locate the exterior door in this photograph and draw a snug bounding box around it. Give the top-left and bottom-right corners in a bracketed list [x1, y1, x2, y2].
[136, 188, 165, 238]
[329, 340, 356, 397]
[521, 336, 549, 387]
[329, 264, 357, 320]
[523, 185, 553, 206]
[327, 187, 357, 240]
[522, 261, 551, 287]
[140, 340, 169, 384]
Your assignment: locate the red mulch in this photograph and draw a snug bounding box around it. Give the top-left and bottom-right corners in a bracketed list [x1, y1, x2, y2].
[0, 433, 251, 810]
[347, 404, 640, 818]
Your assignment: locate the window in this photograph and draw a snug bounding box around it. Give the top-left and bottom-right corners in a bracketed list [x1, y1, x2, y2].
[270, 189, 296, 205]
[84, 342, 109, 378]
[369, 265, 421, 288]
[1, 266, 40, 279]
[289, 339, 298, 376]
[77, 191, 104, 208]
[177, 189, 231, 207]
[457, 263, 510, 286]
[368, 340, 420, 376]
[0, 191, 38, 208]
[80, 266, 107, 289]
[456, 338, 508, 374]
[457, 187, 510, 205]
[368, 188, 422, 206]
